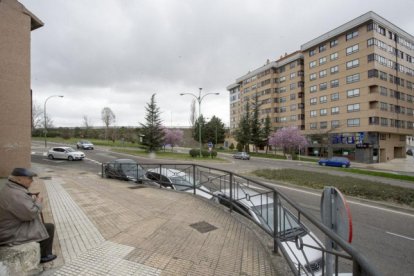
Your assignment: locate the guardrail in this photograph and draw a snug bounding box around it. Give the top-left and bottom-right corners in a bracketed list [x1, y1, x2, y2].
[101, 162, 381, 276]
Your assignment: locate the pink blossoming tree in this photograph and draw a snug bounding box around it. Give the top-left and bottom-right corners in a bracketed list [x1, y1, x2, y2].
[268, 126, 308, 156]
[163, 128, 184, 152]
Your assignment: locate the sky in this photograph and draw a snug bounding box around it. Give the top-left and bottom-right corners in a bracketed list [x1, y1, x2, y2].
[20, 0, 414, 128]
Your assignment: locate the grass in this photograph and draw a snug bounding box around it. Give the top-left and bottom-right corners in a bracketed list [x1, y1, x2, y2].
[252, 168, 414, 208]
[332, 167, 414, 182]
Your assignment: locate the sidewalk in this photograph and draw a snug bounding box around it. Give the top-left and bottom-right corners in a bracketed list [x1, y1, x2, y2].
[31, 164, 288, 276]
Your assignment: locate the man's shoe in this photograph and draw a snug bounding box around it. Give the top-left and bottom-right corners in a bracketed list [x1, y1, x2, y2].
[40, 254, 57, 263]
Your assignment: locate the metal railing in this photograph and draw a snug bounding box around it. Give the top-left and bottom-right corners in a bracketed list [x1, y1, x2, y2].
[101, 162, 380, 276]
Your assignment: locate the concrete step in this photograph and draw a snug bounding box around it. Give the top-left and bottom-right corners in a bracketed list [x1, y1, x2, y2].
[0, 242, 41, 275]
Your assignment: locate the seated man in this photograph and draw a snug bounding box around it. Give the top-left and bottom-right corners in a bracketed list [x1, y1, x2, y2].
[0, 168, 57, 263]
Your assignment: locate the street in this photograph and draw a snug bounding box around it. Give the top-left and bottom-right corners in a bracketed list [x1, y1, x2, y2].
[31, 141, 414, 275]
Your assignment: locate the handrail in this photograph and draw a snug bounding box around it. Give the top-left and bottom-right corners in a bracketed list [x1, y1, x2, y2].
[101, 162, 380, 276]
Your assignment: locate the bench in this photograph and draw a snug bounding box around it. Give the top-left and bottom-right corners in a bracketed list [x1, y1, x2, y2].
[0, 242, 41, 275]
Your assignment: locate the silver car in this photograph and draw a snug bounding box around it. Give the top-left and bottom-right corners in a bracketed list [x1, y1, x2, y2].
[233, 152, 250, 160]
[76, 140, 94, 150]
[47, 147, 85, 161]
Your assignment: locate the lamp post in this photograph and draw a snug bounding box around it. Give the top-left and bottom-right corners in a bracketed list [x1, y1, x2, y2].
[180, 88, 219, 157]
[44, 95, 64, 148]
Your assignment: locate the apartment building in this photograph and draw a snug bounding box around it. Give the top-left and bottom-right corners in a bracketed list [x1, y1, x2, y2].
[227, 11, 414, 163]
[228, 52, 305, 134]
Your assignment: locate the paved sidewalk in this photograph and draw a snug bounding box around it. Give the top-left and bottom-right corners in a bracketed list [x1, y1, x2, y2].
[30, 164, 288, 276]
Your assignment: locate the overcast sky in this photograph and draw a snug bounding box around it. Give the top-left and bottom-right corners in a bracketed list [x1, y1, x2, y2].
[20, 0, 414, 128]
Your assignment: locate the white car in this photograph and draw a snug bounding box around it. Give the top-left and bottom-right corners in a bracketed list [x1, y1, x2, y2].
[47, 146, 85, 161]
[145, 168, 212, 199]
[214, 186, 323, 275]
[76, 140, 94, 150]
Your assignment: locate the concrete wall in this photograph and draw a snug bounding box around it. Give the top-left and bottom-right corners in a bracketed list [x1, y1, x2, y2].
[0, 0, 42, 176]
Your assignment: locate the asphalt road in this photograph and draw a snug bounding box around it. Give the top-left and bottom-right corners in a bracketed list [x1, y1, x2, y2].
[31, 141, 414, 276]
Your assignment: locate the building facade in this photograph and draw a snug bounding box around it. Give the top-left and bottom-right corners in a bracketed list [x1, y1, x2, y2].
[227, 12, 414, 163]
[0, 0, 43, 176]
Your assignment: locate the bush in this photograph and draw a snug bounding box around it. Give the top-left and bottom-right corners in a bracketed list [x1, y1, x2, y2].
[189, 148, 217, 158]
[229, 143, 235, 150]
[189, 148, 199, 157]
[236, 143, 243, 152]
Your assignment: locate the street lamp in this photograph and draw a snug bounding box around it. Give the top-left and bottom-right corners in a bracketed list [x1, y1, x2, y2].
[44, 95, 64, 148]
[180, 88, 219, 157]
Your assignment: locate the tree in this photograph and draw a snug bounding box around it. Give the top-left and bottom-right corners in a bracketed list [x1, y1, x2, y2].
[262, 115, 272, 154]
[192, 114, 207, 143]
[268, 126, 308, 156]
[163, 128, 184, 151]
[235, 102, 251, 152]
[250, 94, 262, 152]
[31, 101, 43, 131]
[204, 116, 225, 146]
[140, 94, 165, 152]
[189, 99, 196, 127]
[82, 115, 92, 138]
[101, 107, 115, 140]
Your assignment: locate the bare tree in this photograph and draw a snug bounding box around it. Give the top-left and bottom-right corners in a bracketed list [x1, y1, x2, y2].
[101, 107, 116, 140]
[189, 99, 196, 127]
[31, 101, 43, 131]
[82, 115, 92, 138]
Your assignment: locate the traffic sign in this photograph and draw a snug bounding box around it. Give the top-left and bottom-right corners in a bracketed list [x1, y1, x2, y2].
[208, 142, 213, 148]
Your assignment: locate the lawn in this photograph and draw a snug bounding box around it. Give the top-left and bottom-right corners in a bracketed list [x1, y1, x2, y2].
[252, 168, 414, 208]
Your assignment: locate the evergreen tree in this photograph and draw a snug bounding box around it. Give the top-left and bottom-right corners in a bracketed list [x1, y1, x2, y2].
[205, 116, 226, 146]
[192, 115, 207, 144]
[140, 94, 165, 152]
[250, 94, 262, 152]
[235, 102, 251, 152]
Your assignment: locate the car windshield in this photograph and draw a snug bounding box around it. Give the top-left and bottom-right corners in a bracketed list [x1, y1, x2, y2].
[169, 175, 200, 191]
[119, 162, 144, 178]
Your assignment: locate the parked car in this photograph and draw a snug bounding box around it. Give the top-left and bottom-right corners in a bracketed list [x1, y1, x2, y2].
[233, 152, 250, 160]
[145, 168, 212, 199]
[47, 147, 85, 161]
[104, 159, 145, 183]
[76, 140, 94, 150]
[406, 149, 413, 156]
[318, 157, 350, 168]
[214, 186, 323, 275]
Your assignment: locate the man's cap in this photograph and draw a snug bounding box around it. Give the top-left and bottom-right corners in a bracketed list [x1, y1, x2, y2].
[11, 168, 38, 177]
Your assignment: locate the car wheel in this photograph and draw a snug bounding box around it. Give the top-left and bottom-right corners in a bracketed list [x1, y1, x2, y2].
[68, 156, 74, 161]
[48, 154, 54, 160]
[322, 163, 326, 166]
[77, 145, 80, 149]
[342, 164, 347, 168]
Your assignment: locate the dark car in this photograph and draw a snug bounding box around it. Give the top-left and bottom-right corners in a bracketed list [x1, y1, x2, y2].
[104, 159, 145, 183]
[233, 152, 250, 160]
[407, 149, 413, 156]
[318, 156, 350, 168]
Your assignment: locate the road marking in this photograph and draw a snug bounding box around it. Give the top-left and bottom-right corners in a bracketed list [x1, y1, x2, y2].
[265, 182, 414, 218]
[386, 231, 414, 241]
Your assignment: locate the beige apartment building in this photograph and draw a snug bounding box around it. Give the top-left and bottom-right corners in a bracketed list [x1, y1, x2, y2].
[228, 11, 414, 163]
[0, 0, 43, 176]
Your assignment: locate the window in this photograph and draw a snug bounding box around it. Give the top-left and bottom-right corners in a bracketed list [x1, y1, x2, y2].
[290, 93, 296, 100]
[380, 117, 388, 126]
[347, 118, 360, 127]
[330, 79, 339, 88]
[310, 73, 317, 81]
[380, 102, 388, 111]
[309, 49, 316, 56]
[319, 70, 327, 78]
[330, 39, 338, 48]
[310, 110, 317, 117]
[319, 82, 327, 90]
[290, 62, 296, 69]
[319, 95, 327, 103]
[319, 44, 326, 52]
[331, 120, 340, 128]
[290, 72, 296, 79]
[290, 104, 297, 111]
[310, 85, 317, 93]
[347, 103, 360, 112]
[319, 57, 327, 65]
[320, 109, 327, 116]
[346, 73, 360, 83]
[310, 97, 317, 105]
[346, 29, 359, 40]
[310, 122, 317, 129]
[309, 61, 317, 68]
[369, 117, 379, 125]
[330, 65, 339, 74]
[331, 92, 339, 101]
[331, 106, 339, 114]
[290, 83, 296, 90]
[330, 52, 338, 60]
[380, 86, 388, 96]
[347, 88, 360, 97]
[320, 121, 328, 129]
[346, 44, 359, 55]
[346, 59, 359, 69]
[368, 69, 378, 78]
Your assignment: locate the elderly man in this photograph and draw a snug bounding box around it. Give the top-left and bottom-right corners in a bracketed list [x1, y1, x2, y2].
[0, 168, 57, 263]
